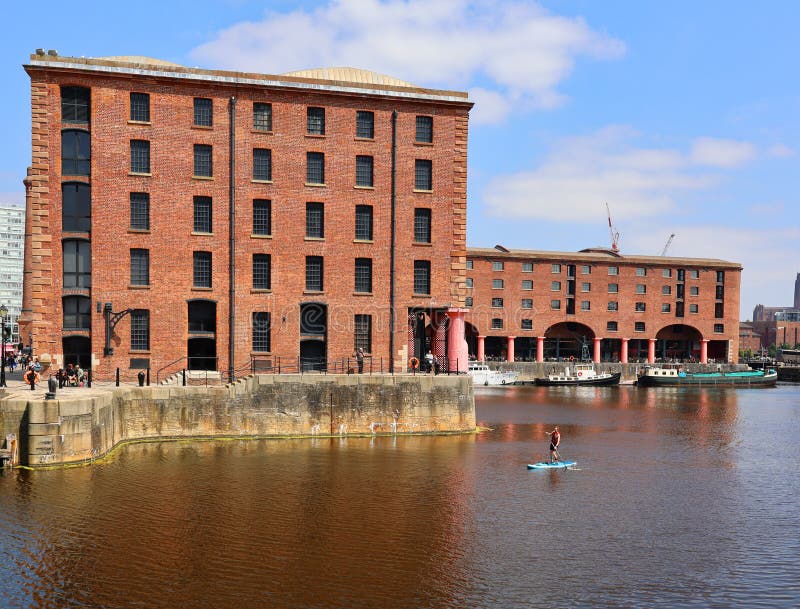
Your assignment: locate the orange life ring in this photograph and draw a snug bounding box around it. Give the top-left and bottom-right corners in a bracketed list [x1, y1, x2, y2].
[409, 357, 420, 370]
[577, 371, 583, 377]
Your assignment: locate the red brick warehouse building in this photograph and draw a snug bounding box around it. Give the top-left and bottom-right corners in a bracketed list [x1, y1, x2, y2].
[464, 246, 742, 364]
[20, 52, 473, 377]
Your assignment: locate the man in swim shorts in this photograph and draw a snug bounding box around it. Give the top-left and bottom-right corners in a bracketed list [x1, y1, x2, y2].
[546, 426, 561, 462]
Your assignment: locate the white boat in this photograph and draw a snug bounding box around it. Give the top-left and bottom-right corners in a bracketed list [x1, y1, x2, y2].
[534, 363, 621, 386]
[468, 362, 519, 386]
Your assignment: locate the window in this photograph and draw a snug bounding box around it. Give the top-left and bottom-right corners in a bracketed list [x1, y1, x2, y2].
[492, 261, 504, 271]
[492, 279, 504, 289]
[193, 196, 212, 233]
[466, 278, 474, 288]
[551, 264, 561, 273]
[466, 260, 474, 270]
[581, 265, 591, 275]
[607, 321, 618, 332]
[522, 280, 533, 290]
[354, 314, 372, 352]
[193, 144, 212, 177]
[521, 319, 533, 330]
[662, 285, 671, 295]
[522, 262, 533, 272]
[193, 251, 212, 288]
[677, 269, 686, 281]
[566, 265, 576, 278]
[415, 159, 432, 190]
[194, 98, 213, 127]
[253, 149, 272, 181]
[715, 303, 724, 318]
[130, 249, 149, 286]
[491, 318, 503, 330]
[465, 296, 473, 307]
[63, 240, 91, 288]
[253, 254, 271, 290]
[581, 300, 590, 311]
[355, 258, 373, 293]
[355, 205, 373, 241]
[635, 302, 646, 312]
[491, 297, 503, 308]
[129, 139, 150, 174]
[716, 271, 725, 283]
[253, 103, 272, 131]
[306, 202, 324, 238]
[607, 301, 618, 311]
[306, 152, 325, 184]
[714, 323, 724, 333]
[551, 300, 561, 310]
[715, 285, 724, 300]
[252, 312, 271, 352]
[635, 322, 646, 333]
[551, 281, 561, 291]
[130, 92, 150, 122]
[130, 192, 150, 230]
[414, 208, 431, 243]
[608, 283, 619, 293]
[636, 284, 646, 294]
[676, 284, 685, 299]
[690, 286, 699, 296]
[416, 116, 433, 143]
[356, 111, 374, 139]
[690, 270, 700, 279]
[636, 267, 647, 277]
[307, 107, 325, 135]
[675, 302, 684, 318]
[253, 199, 271, 236]
[608, 266, 619, 275]
[306, 256, 324, 291]
[356, 155, 374, 187]
[689, 304, 699, 313]
[414, 260, 431, 295]
[521, 299, 533, 309]
[662, 269, 672, 278]
[61, 86, 90, 123]
[661, 303, 671, 313]
[62, 182, 91, 232]
[581, 282, 591, 292]
[62, 130, 91, 175]
[63, 296, 90, 330]
[131, 310, 150, 351]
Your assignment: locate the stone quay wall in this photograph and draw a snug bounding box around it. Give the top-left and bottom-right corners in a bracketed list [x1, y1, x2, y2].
[0, 374, 475, 467]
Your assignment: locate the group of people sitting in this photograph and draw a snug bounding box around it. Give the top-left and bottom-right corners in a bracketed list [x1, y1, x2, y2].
[56, 363, 86, 387]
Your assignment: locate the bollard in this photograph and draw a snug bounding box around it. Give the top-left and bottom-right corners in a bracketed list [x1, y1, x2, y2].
[137, 370, 145, 387]
[182, 369, 186, 386]
[146, 367, 150, 386]
[87, 370, 92, 388]
[45, 376, 57, 400]
[116, 367, 120, 387]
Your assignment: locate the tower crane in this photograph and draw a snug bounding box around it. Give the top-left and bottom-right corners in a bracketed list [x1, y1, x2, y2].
[606, 203, 620, 253]
[660, 234, 675, 256]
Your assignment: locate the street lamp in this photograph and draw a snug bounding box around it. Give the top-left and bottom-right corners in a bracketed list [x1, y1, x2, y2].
[0, 304, 7, 388]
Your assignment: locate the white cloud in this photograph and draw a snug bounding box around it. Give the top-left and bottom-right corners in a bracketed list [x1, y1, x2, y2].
[483, 126, 719, 222]
[191, 0, 625, 123]
[767, 143, 795, 158]
[690, 137, 756, 167]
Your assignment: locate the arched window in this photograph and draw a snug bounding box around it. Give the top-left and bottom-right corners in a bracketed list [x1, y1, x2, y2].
[62, 130, 90, 176]
[62, 182, 91, 232]
[63, 239, 91, 288]
[63, 295, 91, 329]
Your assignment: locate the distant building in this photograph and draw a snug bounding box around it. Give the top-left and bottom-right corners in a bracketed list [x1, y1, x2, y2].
[0, 204, 25, 341]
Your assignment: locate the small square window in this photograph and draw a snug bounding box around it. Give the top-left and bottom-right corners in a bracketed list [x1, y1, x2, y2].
[521, 299, 533, 309]
[581, 265, 591, 275]
[415, 159, 432, 190]
[690, 304, 699, 313]
[635, 321, 646, 332]
[521, 319, 533, 330]
[491, 318, 503, 330]
[194, 98, 213, 127]
[551, 264, 561, 274]
[522, 262, 533, 272]
[356, 111, 374, 139]
[307, 107, 325, 135]
[416, 116, 433, 143]
[607, 301, 618, 311]
[551, 299, 561, 310]
[581, 282, 591, 292]
[465, 296, 473, 307]
[714, 323, 724, 333]
[690, 270, 700, 279]
[253, 102, 272, 131]
[522, 280, 533, 290]
[662, 303, 671, 313]
[466, 260, 474, 270]
[636, 284, 646, 294]
[356, 155, 374, 187]
[608, 266, 619, 276]
[551, 281, 561, 291]
[635, 302, 646, 312]
[580, 300, 590, 311]
[492, 261, 504, 271]
[466, 278, 473, 288]
[662, 269, 672, 278]
[491, 297, 504, 308]
[130, 92, 150, 122]
[662, 285, 671, 295]
[608, 283, 619, 294]
[690, 286, 699, 296]
[607, 321, 618, 332]
[636, 267, 647, 277]
[492, 279, 504, 289]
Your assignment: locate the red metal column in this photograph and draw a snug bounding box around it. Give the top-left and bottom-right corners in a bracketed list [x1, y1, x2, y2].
[647, 338, 656, 364]
[536, 336, 545, 362]
[620, 337, 629, 363]
[477, 335, 485, 362]
[506, 336, 516, 363]
[700, 339, 709, 364]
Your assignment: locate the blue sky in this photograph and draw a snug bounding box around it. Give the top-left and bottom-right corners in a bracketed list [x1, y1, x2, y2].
[2, 0, 798, 318]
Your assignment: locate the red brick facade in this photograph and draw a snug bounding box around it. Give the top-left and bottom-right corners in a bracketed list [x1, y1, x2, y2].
[464, 247, 742, 363]
[20, 54, 472, 377]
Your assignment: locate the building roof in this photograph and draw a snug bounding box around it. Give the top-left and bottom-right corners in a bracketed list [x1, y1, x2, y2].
[24, 52, 471, 106]
[466, 246, 742, 269]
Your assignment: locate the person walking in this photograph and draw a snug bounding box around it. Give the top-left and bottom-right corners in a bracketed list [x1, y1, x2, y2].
[546, 426, 561, 462]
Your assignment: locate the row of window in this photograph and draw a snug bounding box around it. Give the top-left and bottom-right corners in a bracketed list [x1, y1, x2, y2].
[470, 259, 724, 283]
[467, 277, 716, 298]
[484, 317, 726, 334]
[479, 297, 721, 316]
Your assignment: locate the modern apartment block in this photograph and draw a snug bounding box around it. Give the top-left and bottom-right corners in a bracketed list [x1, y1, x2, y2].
[464, 246, 742, 363]
[0, 204, 25, 341]
[21, 52, 472, 376]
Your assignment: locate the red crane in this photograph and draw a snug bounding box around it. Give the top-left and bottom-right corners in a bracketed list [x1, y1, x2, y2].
[606, 203, 620, 253]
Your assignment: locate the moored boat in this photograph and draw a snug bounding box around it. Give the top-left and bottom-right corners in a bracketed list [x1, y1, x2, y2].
[467, 362, 520, 386]
[636, 364, 778, 387]
[534, 363, 621, 387]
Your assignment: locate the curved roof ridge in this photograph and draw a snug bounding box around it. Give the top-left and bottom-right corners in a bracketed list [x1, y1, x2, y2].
[282, 66, 417, 88]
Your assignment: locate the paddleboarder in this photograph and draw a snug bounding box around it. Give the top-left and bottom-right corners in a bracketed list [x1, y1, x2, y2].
[546, 426, 561, 462]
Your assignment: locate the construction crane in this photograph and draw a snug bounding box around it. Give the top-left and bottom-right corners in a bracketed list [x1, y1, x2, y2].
[660, 234, 675, 256]
[606, 203, 620, 253]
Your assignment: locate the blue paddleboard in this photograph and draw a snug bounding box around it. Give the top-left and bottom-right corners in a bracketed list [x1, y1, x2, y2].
[527, 460, 576, 470]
